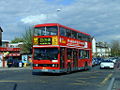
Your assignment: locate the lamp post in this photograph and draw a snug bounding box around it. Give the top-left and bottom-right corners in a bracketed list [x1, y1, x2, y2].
[56, 9, 62, 23]
[57, 9, 61, 12]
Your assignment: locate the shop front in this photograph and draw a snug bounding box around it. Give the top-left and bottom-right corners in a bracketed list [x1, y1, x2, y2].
[0, 47, 21, 67]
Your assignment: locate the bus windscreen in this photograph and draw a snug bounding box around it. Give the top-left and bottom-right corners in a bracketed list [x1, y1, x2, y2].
[34, 48, 58, 60]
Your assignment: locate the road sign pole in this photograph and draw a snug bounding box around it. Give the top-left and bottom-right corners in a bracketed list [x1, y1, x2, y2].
[2, 55, 5, 68]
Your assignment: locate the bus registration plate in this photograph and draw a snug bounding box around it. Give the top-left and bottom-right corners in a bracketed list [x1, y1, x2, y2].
[41, 69, 48, 72]
[42, 67, 48, 72]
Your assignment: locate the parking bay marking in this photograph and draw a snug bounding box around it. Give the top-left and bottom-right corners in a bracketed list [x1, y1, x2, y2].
[69, 75, 102, 86]
[69, 73, 113, 86]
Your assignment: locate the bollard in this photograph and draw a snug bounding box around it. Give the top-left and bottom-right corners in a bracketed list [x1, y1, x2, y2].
[24, 63, 27, 67]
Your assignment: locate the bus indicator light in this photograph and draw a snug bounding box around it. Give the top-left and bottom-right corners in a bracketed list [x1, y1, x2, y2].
[52, 36, 58, 45]
[34, 37, 38, 45]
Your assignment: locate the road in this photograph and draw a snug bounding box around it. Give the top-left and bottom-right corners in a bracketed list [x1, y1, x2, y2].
[0, 64, 119, 90]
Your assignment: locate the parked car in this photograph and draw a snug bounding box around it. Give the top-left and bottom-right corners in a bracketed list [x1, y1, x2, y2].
[97, 57, 104, 64]
[7, 58, 22, 67]
[13, 59, 21, 67]
[92, 58, 103, 66]
[92, 58, 96, 66]
[109, 57, 117, 63]
[100, 60, 114, 69]
[7, 58, 14, 67]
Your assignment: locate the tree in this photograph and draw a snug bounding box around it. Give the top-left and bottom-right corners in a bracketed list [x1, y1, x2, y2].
[11, 37, 23, 43]
[20, 27, 34, 54]
[110, 40, 120, 57]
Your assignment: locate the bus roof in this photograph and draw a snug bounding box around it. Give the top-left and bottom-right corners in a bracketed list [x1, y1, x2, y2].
[34, 23, 90, 36]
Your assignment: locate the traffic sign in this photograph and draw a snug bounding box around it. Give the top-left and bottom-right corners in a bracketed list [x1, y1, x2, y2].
[22, 55, 28, 63]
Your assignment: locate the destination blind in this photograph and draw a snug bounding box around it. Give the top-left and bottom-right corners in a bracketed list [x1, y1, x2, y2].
[39, 38, 52, 45]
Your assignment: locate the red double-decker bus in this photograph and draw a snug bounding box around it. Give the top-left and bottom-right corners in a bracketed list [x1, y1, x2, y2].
[32, 23, 92, 74]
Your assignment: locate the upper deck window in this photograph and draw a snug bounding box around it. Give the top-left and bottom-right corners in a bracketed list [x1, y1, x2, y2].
[71, 31, 77, 39]
[34, 26, 58, 36]
[60, 26, 91, 42]
[60, 27, 66, 36]
[66, 29, 72, 38]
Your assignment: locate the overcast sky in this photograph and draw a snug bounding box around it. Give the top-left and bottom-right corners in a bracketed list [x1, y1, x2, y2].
[0, 0, 120, 42]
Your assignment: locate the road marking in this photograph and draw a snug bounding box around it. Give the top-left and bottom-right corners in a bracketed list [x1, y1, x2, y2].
[0, 80, 25, 83]
[70, 79, 101, 86]
[0, 80, 47, 83]
[100, 73, 113, 85]
[77, 76, 98, 80]
[70, 80, 90, 86]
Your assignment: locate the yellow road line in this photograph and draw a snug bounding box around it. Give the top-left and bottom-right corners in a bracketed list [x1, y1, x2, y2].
[77, 76, 98, 80]
[100, 73, 113, 85]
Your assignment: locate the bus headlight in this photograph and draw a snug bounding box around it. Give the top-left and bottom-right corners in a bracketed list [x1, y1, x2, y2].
[33, 64, 38, 67]
[52, 64, 58, 67]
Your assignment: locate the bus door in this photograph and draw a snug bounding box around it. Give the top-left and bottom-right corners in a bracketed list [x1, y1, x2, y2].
[60, 48, 66, 69]
[73, 49, 78, 69]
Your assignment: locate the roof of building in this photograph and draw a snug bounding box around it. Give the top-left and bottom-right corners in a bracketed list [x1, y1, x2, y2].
[2, 40, 10, 43]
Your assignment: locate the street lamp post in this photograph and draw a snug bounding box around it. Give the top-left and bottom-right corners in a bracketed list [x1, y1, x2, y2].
[57, 9, 61, 12]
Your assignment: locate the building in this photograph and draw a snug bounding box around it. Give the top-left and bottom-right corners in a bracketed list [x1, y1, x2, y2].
[0, 27, 23, 67]
[0, 27, 3, 46]
[92, 38, 111, 57]
[92, 37, 96, 57]
[8, 42, 23, 48]
[0, 40, 21, 58]
[1, 40, 9, 47]
[0, 40, 21, 67]
[96, 42, 111, 57]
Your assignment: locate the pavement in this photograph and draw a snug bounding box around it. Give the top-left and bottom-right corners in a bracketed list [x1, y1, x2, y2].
[0, 66, 32, 71]
[112, 77, 120, 90]
[112, 61, 120, 90]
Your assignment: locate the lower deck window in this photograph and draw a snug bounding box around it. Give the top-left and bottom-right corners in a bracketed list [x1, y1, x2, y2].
[79, 50, 90, 59]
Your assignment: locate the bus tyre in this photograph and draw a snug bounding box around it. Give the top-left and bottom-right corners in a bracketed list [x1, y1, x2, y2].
[67, 63, 71, 74]
[84, 63, 88, 71]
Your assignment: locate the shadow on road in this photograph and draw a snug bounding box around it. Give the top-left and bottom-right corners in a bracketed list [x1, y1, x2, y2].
[13, 83, 17, 90]
[32, 69, 92, 76]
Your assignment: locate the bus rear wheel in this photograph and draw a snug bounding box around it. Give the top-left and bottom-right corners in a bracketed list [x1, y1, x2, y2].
[84, 62, 88, 71]
[67, 63, 71, 73]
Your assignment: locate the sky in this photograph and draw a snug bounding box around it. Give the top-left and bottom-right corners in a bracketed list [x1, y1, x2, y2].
[0, 0, 120, 42]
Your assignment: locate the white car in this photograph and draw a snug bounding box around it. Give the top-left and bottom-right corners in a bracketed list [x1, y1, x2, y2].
[100, 60, 114, 69]
[109, 58, 117, 63]
[112, 59, 117, 63]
